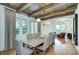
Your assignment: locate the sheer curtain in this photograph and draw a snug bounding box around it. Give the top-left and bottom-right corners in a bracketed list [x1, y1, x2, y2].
[4, 8, 16, 50]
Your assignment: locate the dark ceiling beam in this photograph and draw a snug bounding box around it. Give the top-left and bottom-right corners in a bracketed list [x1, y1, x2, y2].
[17, 3, 28, 11]
[0, 3, 31, 16]
[16, 3, 33, 15]
[40, 4, 77, 19]
[41, 11, 74, 20]
[41, 8, 75, 20]
[0, 3, 15, 9]
[31, 3, 56, 16]
[33, 4, 77, 18]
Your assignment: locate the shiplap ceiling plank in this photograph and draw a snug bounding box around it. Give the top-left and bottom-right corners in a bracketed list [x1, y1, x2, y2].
[41, 8, 75, 20]
[33, 4, 77, 18]
[0, 3, 77, 20]
[31, 3, 55, 15]
[16, 3, 29, 12]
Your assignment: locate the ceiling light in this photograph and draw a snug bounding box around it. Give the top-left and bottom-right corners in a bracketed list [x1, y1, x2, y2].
[36, 18, 41, 22]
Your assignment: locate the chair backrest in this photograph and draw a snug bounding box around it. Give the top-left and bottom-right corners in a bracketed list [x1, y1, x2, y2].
[42, 32, 56, 50]
[48, 33, 53, 44]
[27, 33, 40, 39]
[42, 33, 53, 50]
[14, 39, 23, 55]
[34, 33, 40, 38]
[52, 32, 56, 42]
[27, 34, 34, 39]
[14, 39, 33, 55]
[42, 36, 49, 50]
[67, 33, 72, 39]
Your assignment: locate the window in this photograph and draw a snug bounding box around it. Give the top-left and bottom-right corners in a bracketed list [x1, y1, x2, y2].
[34, 22, 38, 33]
[21, 20, 27, 34]
[30, 22, 38, 33]
[31, 22, 34, 33]
[16, 18, 20, 34]
[56, 24, 65, 33]
[60, 25, 65, 32]
[16, 17, 27, 35]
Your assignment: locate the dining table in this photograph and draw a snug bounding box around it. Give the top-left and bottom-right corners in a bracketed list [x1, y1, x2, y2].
[23, 37, 45, 54]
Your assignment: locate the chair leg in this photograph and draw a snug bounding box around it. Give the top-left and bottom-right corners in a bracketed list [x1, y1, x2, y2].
[43, 51, 45, 55]
[32, 48, 36, 55]
[34, 51, 36, 55]
[35, 49, 46, 55]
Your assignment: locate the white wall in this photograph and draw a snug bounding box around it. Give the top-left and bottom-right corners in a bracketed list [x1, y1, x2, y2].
[0, 5, 5, 51]
[41, 19, 55, 36]
[41, 15, 74, 37]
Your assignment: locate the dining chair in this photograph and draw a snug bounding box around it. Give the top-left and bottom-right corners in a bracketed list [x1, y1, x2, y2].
[34, 33, 40, 38]
[14, 39, 34, 55]
[52, 32, 56, 44]
[36, 33, 53, 54]
[27, 34, 33, 39]
[27, 33, 40, 40]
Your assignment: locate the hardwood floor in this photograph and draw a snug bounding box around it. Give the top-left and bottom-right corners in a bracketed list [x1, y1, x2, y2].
[0, 49, 16, 55]
[46, 38, 78, 55]
[0, 38, 78, 55]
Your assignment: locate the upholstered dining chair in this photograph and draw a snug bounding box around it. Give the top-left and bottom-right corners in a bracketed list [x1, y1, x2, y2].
[36, 33, 53, 54]
[48, 32, 54, 45]
[14, 39, 34, 55]
[52, 32, 56, 44]
[27, 34, 33, 39]
[27, 33, 40, 40]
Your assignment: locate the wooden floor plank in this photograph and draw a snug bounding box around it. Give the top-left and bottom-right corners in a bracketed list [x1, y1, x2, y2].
[0, 38, 78, 55]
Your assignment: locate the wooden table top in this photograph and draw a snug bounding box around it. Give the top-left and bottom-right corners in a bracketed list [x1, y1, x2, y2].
[23, 37, 45, 47]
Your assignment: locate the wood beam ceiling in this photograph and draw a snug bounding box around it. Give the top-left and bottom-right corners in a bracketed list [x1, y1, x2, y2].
[16, 3, 27, 11]
[31, 3, 56, 16]
[33, 4, 77, 18]
[0, 3, 15, 9]
[41, 8, 75, 20]
[41, 11, 74, 20]
[0, 3, 77, 20]
[16, 3, 33, 15]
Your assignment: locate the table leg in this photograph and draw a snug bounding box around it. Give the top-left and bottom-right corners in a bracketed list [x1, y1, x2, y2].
[33, 48, 37, 55]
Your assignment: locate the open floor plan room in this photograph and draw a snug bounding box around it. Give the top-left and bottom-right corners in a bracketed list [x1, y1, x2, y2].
[0, 3, 79, 55]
